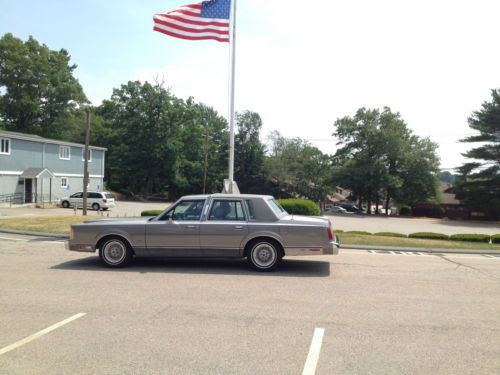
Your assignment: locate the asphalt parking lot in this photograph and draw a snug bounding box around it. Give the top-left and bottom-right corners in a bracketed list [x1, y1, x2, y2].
[0, 235, 499, 374]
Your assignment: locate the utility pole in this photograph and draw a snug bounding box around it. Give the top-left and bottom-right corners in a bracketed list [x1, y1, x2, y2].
[202, 130, 209, 194]
[82, 109, 91, 216]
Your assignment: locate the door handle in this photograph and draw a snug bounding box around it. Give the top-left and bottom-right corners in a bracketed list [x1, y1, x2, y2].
[186, 225, 197, 229]
[234, 226, 244, 230]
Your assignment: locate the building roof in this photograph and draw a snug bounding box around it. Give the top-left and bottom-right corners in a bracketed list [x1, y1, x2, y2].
[439, 181, 460, 205]
[20, 168, 54, 179]
[0, 130, 107, 151]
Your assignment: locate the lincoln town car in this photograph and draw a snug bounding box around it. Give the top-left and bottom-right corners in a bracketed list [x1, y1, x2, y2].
[67, 194, 340, 271]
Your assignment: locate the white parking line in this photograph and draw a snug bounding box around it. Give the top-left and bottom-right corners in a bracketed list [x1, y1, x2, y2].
[0, 313, 86, 356]
[0, 236, 25, 242]
[302, 328, 325, 375]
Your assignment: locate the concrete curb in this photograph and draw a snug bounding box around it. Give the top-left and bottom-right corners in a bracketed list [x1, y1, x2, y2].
[0, 228, 68, 239]
[341, 244, 500, 255]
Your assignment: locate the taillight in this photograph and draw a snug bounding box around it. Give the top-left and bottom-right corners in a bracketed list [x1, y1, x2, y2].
[327, 226, 334, 241]
[103, 199, 107, 203]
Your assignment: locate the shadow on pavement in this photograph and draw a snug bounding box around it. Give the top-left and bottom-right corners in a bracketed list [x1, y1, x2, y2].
[51, 256, 330, 277]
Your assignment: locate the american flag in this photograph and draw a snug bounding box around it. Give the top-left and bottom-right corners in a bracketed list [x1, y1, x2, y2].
[153, 0, 230, 43]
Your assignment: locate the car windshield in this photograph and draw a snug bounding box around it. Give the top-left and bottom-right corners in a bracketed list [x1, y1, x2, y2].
[268, 199, 287, 215]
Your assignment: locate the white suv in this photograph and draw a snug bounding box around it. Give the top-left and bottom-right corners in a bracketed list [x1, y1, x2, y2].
[60, 191, 116, 211]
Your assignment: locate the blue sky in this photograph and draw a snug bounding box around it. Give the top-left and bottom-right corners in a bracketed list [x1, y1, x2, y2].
[2, 0, 500, 169]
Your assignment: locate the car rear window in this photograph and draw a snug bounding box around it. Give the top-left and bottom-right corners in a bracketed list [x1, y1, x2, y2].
[105, 193, 113, 199]
[268, 199, 286, 215]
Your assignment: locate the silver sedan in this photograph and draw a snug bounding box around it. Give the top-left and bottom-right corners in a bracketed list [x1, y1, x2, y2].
[67, 194, 340, 271]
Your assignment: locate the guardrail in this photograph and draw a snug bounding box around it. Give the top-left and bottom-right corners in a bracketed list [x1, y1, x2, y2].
[0, 193, 25, 206]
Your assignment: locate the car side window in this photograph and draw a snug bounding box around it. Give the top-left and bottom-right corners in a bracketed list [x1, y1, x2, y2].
[209, 200, 245, 221]
[163, 200, 205, 221]
[71, 193, 83, 198]
[245, 200, 256, 220]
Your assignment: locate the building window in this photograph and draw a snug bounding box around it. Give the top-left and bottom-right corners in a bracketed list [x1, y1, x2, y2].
[82, 149, 92, 162]
[59, 145, 71, 160]
[0, 138, 11, 155]
[61, 177, 69, 189]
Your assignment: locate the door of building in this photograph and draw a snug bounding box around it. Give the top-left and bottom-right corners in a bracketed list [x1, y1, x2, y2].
[25, 179, 32, 203]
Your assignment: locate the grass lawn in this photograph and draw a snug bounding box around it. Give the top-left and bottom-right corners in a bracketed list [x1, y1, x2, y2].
[0, 215, 99, 234]
[338, 232, 500, 251]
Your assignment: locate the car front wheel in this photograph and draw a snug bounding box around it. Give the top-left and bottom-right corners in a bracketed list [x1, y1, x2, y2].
[247, 240, 281, 271]
[99, 237, 132, 268]
[62, 200, 70, 208]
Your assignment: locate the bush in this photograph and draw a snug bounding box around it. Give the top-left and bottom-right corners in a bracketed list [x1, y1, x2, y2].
[492, 234, 500, 244]
[408, 232, 449, 240]
[345, 230, 372, 236]
[411, 204, 445, 218]
[374, 232, 407, 238]
[277, 199, 320, 216]
[399, 205, 412, 216]
[449, 234, 491, 243]
[141, 210, 162, 217]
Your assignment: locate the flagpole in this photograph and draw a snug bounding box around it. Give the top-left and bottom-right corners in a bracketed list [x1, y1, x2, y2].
[228, 0, 236, 184]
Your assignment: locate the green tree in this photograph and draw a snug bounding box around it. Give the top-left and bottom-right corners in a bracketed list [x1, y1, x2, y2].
[265, 132, 333, 202]
[96, 81, 184, 196]
[0, 33, 87, 139]
[333, 107, 440, 212]
[455, 89, 500, 218]
[234, 111, 266, 192]
[172, 102, 228, 196]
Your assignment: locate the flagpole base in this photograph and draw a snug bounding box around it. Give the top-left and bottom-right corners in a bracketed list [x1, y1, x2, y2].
[222, 179, 240, 194]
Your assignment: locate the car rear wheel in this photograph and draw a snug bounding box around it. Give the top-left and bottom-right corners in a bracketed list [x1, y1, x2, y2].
[92, 203, 100, 211]
[99, 237, 132, 268]
[62, 200, 70, 208]
[247, 240, 281, 271]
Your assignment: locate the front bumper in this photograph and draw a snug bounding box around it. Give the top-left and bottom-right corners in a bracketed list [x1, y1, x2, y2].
[65, 241, 96, 252]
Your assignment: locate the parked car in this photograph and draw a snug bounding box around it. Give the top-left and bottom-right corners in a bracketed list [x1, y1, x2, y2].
[60, 191, 115, 211]
[336, 202, 364, 214]
[325, 206, 349, 214]
[67, 194, 340, 271]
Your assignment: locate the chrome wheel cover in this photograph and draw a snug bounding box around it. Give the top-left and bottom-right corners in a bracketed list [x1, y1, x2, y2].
[103, 240, 126, 265]
[251, 242, 277, 268]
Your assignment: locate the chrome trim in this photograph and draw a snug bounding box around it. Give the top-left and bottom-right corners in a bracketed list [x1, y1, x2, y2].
[66, 241, 96, 252]
[284, 248, 324, 256]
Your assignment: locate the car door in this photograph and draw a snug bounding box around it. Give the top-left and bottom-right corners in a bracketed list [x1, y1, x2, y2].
[199, 199, 248, 257]
[145, 199, 205, 257]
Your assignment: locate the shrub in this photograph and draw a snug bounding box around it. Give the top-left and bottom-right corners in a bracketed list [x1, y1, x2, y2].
[374, 232, 407, 238]
[492, 234, 500, 244]
[411, 204, 445, 218]
[345, 230, 372, 236]
[399, 205, 412, 216]
[449, 234, 491, 243]
[141, 210, 162, 217]
[277, 199, 320, 216]
[408, 232, 449, 240]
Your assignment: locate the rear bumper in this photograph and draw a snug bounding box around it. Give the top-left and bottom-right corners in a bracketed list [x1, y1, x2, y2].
[65, 241, 96, 252]
[284, 237, 340, 256]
